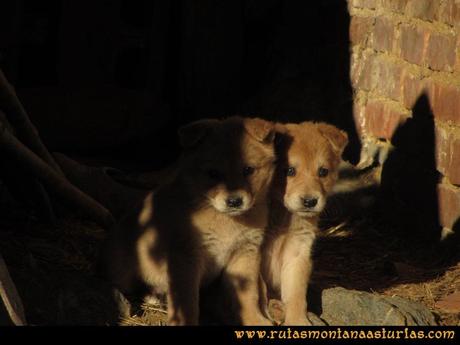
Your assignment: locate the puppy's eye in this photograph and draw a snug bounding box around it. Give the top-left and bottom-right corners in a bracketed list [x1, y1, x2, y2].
[318, 167, 329, 177]
[286, 167, 296, 177]
[207, 169, 223, 180]
[243, 166, 255, 177]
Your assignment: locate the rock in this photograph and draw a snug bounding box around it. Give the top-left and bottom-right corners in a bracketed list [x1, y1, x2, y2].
[307, 312, 327, 326]
[314, 287, 437, 326]
[268, 285, 436, 326]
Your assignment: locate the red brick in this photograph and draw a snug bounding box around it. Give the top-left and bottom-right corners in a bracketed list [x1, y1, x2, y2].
[398, 24, 430, 65]
[425, 33, 456, 72]
[428, 82, 460, 126]
[439, 0, 460, 26]
[354, 56, 373, 90]
[363, 99, 408, 139]
[437, 183, 460, 229]
[350, 54, 373, 90]
[350, 16, 374, 46]
[353, 101, 367, 137]
[381, 0, 408, 13]
[357, 63, 423, 109]
[377, 61, 403, 101]
[350, 53, 362, 88]
[356, 55, 403, 100]
[372, 16, 396, 52]
[351, 0, 379, 10]
[355, 55, 375, 91]
[455, 36, 460, 71]
[401, 71, 425, 109]
[435, 125, 460, 185]
[406, 0, 439, 22]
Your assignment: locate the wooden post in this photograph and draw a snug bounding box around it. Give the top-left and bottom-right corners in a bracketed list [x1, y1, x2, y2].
[0, 253, 26, 325]
[0, 121, 114, 227]
[0, 68, 64, 176]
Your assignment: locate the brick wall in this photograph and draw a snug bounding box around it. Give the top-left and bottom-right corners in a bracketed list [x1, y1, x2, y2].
[348, 0, 460, 233]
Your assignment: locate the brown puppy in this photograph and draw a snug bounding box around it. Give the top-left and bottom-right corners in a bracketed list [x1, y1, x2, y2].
[104, 116, 276, 325]
[261, 122, 348, 325]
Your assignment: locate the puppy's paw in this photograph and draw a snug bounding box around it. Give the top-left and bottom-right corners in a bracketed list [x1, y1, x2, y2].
[167, 314, 186, 326]
[284, 316, 312, 326]
[167, 310, 198, 326]
[243, 315, 274, 326]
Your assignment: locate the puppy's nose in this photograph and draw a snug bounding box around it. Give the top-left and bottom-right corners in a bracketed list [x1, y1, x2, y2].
[226, 196, 243, 208]
[302, 197, 318, 208]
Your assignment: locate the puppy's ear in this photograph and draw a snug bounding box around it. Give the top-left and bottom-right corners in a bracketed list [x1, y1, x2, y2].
[316, 123, 349, 156]
[244, 118, 275, 143]
[178, 119, 219, 148]
[273, 124, 290, 148]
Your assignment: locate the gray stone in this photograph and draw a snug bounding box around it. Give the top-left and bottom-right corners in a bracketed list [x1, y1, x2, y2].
[307, 312, 327, 326]
[316, 287, 437, 326]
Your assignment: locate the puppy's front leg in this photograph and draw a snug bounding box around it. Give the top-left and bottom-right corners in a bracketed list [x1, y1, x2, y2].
[167, 257, 201, 325]
[280, 235, 315, 326]
[222, 249, 272, 325]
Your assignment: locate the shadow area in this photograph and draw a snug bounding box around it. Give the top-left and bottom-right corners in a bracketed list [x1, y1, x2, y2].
[240, 0, 361, 165]
[378, 93, 441, 249]
[310, 94, 459, 302]
[0, 212, 121, 325]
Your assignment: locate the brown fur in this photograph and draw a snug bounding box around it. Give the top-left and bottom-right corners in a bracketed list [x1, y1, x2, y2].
[104, 116, 276, 325]
[261, 122, 348, 325]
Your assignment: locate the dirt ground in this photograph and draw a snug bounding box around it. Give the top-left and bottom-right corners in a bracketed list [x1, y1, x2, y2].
[1, 165, 459, 326]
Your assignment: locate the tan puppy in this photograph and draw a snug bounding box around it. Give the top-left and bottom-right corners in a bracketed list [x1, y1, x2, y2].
[104, 116, 276, 325]
[262, 122, 348, 325]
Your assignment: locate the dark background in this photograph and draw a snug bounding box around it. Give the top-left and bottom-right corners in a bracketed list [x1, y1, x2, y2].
[0, 0, 360, 171]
